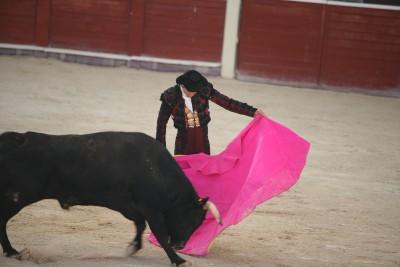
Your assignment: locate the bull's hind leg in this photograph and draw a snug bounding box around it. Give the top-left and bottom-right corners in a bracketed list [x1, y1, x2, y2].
[0, 201, 25, 257]
[0, 218, 18, 257]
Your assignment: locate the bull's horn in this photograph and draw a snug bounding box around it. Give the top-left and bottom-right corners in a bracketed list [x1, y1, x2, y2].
[205, 201, 222, 225]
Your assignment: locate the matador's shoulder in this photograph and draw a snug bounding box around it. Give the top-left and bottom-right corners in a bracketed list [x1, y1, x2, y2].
[160, 85, 181, 107]
[197, 82, 214, 99]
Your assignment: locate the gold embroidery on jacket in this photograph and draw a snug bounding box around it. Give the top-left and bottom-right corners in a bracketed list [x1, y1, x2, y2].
[184, 106, 200, 128]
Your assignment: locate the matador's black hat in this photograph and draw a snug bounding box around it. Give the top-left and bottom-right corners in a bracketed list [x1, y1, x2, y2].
[176, 70, 208, 92]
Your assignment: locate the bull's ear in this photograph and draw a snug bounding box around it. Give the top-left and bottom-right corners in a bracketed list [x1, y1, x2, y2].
[198, 197, 209, 207]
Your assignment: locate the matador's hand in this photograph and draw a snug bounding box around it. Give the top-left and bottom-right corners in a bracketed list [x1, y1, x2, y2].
[255, 109, 267, 117]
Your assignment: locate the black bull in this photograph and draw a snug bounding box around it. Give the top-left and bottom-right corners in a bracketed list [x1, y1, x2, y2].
[0, 131, 221, 266]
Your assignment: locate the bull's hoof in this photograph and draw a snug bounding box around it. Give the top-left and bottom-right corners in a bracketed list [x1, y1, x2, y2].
[171, 261, 192, 267]
[8, 248, 54, 263]
[3, 248, 19, 257]
[125, 244, 138, 256]
[125, 241, 142, 256]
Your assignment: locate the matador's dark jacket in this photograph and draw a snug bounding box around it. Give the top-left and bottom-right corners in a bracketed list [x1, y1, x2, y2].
[156, 83, 257, 155]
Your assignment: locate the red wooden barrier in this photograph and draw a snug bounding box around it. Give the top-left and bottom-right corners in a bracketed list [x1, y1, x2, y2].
[49, 0, 131, 53]
[128, 0, 145, 55]
[237, 0, 399, 90]
[0, 0, 398, 91]
[141, 0, 226, 61]
[237, 0, 324, 85]
[319, 5, 400, 90]
[0, 0, 37, 44]
[35, 0, 50, 46]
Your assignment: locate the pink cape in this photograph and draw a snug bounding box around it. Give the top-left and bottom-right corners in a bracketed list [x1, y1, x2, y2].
[149, 115, 310, 256]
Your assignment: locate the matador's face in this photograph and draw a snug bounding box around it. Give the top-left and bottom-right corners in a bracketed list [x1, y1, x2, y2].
[180, 85, 197, 98]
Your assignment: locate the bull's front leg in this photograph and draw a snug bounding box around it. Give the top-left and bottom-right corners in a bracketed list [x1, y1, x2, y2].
[130, 216, 146, 254]
[144, 212, 187, 266]
[122, 209, 146, 255]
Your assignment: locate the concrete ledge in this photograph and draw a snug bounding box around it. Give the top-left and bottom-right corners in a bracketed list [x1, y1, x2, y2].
[0, 44, 221, 76]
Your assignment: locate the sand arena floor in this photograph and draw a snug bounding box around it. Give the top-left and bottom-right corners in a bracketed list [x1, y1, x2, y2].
[0, 56, 399, 267]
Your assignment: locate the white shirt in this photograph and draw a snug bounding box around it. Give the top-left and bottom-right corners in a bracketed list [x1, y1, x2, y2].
[180, 86, 194, 112]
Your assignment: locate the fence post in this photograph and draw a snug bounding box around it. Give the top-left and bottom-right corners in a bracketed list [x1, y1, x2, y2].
[221, 0, 242, 78]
